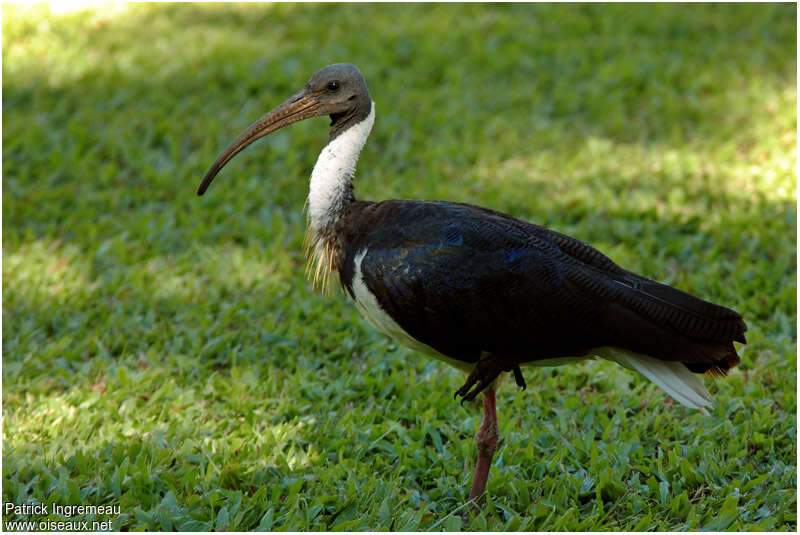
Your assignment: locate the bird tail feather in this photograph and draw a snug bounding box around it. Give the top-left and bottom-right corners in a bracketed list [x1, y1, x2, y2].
[596, 347, 713, 413]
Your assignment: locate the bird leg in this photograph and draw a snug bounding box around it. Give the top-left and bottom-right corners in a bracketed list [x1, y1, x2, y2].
[468, 389, 499, 503]
[452, 355, 527, 510]
[454, 354, 527, 403]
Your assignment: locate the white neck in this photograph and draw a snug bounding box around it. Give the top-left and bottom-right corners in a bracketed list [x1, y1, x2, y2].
[307, 102, 375, 233]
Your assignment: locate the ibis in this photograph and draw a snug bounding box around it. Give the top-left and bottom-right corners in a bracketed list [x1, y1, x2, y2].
[198, 63, 747, 505]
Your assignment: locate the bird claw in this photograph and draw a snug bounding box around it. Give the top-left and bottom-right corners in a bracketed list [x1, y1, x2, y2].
[453, 356, 527, 403]
[456, 376, 494, 404]
[512, 365, 527, 390]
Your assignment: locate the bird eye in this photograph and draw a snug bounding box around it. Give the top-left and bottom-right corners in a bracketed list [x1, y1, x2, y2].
[327, 81, 340, 91]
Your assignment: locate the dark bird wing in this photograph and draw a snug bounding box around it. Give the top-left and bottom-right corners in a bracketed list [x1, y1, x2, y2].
[339, 200, 746, 375]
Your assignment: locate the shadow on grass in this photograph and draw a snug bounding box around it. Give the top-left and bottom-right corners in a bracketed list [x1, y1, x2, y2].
[3, 2, 796, 530]
[2, 432, 318, 530]
[3, 3, 795, 246]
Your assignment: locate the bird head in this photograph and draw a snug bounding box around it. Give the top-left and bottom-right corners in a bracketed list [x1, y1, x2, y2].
[197, 63, 371, 195]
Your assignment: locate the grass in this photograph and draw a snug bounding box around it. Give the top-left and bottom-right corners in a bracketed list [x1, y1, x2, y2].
[2, 2, 796, 531]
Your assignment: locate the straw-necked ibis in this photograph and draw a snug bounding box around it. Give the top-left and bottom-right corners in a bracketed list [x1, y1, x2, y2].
[198, 63, 747, 505]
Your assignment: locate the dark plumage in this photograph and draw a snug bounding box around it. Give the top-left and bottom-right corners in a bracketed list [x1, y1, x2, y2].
[198, 63, 747, 506]
[337, 200, 745, 377]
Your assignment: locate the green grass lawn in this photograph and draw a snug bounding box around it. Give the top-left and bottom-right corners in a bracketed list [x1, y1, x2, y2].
[3, 3, 796, 531]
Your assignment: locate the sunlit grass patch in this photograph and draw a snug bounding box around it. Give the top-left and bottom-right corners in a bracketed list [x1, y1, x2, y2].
[3, 2, 795, 530]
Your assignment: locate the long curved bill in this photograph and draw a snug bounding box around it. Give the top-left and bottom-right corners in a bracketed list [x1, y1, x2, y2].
[197, 91, 320, 195]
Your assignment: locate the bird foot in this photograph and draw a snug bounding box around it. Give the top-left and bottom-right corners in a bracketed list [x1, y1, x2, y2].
[454, 355, 527, 403]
